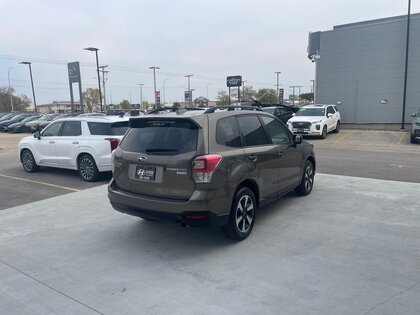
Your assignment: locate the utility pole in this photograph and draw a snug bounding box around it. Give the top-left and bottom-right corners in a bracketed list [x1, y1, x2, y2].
[8, 67, 14, 112]
[310, 80, 315, 103]
[138, 83, 144, 109]
[242, 80, 247, 101]
[99, 65, 108, 111]
[19, 61, 37, 113]
[185, 74, 193, 107]
[275, 71, 281, 103]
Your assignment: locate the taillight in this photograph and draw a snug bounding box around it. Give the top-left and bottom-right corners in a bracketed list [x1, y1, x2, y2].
[192, 154, 222, 183]
[105, 138, 119, 151]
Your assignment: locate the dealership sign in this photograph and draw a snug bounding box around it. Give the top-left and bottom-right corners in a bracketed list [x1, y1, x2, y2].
[226, 75, 242, 87]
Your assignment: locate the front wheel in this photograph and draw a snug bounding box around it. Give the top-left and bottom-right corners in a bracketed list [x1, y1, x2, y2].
[222, 187, 256, 241]
[320, 125, 327, 139]
[78, 154, 99, 182]
[20, 149, 39, 173]
[295, 160, 315, 196]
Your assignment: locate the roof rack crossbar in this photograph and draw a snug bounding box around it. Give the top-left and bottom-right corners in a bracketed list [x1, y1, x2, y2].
[204, 106, 263, 113]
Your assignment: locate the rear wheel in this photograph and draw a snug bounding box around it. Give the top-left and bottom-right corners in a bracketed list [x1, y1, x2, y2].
[320, 125, 327, 139]
[78, 154, 99, 182]
[20, 149, 39, 173]
[222, 187, 256, 241]
[295, 160, 315, 196]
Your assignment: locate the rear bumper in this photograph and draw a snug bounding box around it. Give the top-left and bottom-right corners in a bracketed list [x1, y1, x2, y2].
[108, 178, 230, 227]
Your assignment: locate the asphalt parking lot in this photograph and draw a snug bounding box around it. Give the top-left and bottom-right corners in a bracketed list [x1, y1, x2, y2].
[0, 129, 419, 314]
[1, 129, 418, 210]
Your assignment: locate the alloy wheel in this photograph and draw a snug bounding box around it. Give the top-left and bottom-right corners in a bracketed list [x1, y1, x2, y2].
[235, 194, 255, 233]
[79, 157, 95, 180]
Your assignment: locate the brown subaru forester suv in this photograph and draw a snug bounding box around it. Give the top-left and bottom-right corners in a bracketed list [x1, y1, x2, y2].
[108, 107, 315, 240]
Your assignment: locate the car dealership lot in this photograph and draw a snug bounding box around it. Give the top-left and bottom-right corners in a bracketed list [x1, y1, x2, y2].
[1, 174, 419, 314]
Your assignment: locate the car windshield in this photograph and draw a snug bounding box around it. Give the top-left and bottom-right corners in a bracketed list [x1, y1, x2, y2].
[296, 108, 325, 116]
[37, 115, 52, 121]
[21, 116, 40, 123]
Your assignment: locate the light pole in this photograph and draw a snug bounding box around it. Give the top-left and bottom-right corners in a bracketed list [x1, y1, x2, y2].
[162, 79, 169, 104]
[8, 67, 14, 111]
[138, 83, 144, 109]
[19, 62, 37, 113]
[401, 0, 412, 130]
[310, 80, 315, 103]
[84, 47, 103, 112]
[149, 66, 160, 107]
[275, 71, 281, 103]
[242, 80, 247, 101]
[185, 74, 193, 107]
[206, 82, 212, 100]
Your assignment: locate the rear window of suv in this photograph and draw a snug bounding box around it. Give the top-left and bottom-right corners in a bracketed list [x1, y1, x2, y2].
[120, 119, 198, 155]
[88, 121, 129, 135]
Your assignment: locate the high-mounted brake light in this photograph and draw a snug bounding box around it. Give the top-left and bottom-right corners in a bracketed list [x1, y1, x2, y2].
[192, 154, 222, 183]
[105, 138, 119, 151]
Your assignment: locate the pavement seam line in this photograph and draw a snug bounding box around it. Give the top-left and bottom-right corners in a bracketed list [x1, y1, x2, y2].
[0, 174, 80, 192]
[335, 129, 357, 143]
[0, 259, 105, 315]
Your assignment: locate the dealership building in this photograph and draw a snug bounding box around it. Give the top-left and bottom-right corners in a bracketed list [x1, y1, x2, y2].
[308, 13, 420, 124]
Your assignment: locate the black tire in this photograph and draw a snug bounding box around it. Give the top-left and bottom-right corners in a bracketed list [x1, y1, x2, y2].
[295, 160, 315, 196]
[411, 134, 416, 143]
[77, 154, 99, 182]
[20, 149, 39, 173]
[333, 121, 340, 133]
[320, 125, 327, 139]
[222, 187, 256, 241]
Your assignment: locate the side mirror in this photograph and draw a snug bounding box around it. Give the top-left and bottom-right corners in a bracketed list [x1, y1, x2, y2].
[412, 113, 417, 118]
[292, 113, 296, 117]
[327, 113, 333, 118]
[294, 134, 302, 145]
[33, 131, 41, 140]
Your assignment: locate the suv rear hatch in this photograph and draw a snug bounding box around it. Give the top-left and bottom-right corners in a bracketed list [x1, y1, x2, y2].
[114, 117, 202, 200]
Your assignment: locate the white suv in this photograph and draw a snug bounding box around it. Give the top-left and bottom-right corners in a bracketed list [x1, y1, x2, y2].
[18, 116, 129, 181]
[287, 104, 341, 139]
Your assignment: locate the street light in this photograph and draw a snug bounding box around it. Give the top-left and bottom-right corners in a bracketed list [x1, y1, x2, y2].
[84, 47, 103, 112]
[275, 71, 281, 103]
[185, 74, 193, 107]
[138, 83, 144, 109]
[149, 66, 160, 107]
[206, 82, 212, 100]
[8, 67, 14, 111]
[19, 61, 37, 113]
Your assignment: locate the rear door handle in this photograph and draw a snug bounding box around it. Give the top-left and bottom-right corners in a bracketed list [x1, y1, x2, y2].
[278, 152, 283, 157]
[247, 155, 257, 162]
[49, 141, 55, 144]
[73, 141, 79, 144]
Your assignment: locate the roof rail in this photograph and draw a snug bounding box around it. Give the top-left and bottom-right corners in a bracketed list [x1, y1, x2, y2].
[204, 106, 263, 113]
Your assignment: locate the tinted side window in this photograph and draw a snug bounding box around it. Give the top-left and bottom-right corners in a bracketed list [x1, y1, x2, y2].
[61, 121, 82, 136]
[237, 115, 269, 147]
[216, 117, 242, 147]
[88, 121, 129, 135]
[42, 122, 63, 137]
[260, 116, 291, 145]
[327, 107, 335, 114]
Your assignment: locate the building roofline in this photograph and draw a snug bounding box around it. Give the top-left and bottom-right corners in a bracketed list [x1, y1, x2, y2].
[333, 13, 420, 31]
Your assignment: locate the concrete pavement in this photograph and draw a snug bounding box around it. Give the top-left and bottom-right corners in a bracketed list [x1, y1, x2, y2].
[0, 174, 419, 315]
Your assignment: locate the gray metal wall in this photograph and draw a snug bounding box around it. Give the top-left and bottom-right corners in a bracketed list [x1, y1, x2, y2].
[314, 14, 420, 123]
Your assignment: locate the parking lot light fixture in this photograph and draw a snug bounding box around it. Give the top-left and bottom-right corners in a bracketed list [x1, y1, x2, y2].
[19, 61, 37, 113]
[149, 66, 160, 108]
[84, 47, 103, 112]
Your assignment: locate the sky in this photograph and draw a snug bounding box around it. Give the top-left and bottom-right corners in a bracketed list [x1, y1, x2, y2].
[1, 0, 420, 106]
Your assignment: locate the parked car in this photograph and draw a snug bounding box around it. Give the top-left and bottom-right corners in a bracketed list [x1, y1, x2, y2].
[108, 106, 316, 240]
[410, 108, 420, 143]
[6, 115, 43, 133]
[36, 113, 78, 130]
[286, 104, 341, 139]
[261, 105, 300, 124]
[0, 113, 37, 132]
[18, 116, 130, 181]
[26, 114, 58, 132]
[0, 112, 22, 123]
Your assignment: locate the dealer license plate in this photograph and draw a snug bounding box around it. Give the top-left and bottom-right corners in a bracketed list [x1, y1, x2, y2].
[135, 166, 156, 181]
